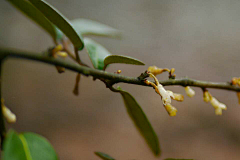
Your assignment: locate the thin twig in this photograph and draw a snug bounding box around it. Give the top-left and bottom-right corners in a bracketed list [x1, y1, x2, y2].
[0, 48, 240, 92]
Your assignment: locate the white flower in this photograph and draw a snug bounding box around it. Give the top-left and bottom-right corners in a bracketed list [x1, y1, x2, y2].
[185, 86, 195, 97]
[156, 84, 171, 105]
[210, 97, 227, 115]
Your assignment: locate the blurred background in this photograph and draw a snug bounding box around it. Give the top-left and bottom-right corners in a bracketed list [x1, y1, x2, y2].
[1, 0, 240, 159]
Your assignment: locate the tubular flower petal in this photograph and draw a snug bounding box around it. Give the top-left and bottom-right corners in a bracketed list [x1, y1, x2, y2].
[185, 86, 195, 97]
[210, 97, 227, 115]
[157, 84, 171, 105]
[164, 103, 177, 116]
[147, 66, 170, 76]
[2, 105, 16, 123]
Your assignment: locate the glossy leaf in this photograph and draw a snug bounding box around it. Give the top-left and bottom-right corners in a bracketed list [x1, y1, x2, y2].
[3, 130, 58, 160]
[84, 38, 111, 70]
[7, 0, 62, 41]
[103, 55, 145, 70]
[117, 87, 160, 156]
[94, 152, 115, 160]
[29, 0, 84, 50]
[84, 38, 145, 70]
[71, 19, 121, 38]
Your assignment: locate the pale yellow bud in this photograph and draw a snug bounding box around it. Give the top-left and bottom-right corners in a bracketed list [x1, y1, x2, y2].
[52, 44, 63, 54]
[2, 105, 16, 123]
[56, 51, 68, 58]
[164, 103, 177, 116]
[215, 108, 222, 115]
[203, 91, 211, 102]
[185, 86, 195, 97]
[232, 77, 239, 85]
[210, 97, 227, 115]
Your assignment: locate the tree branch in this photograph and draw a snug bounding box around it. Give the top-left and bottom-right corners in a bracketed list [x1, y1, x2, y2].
[0, 48, 239, 92]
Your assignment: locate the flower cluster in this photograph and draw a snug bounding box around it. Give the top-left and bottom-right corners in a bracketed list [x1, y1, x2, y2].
[203, 90, 227, 115]
[1, 99, 16, 123]
[145, 73, 184, 116]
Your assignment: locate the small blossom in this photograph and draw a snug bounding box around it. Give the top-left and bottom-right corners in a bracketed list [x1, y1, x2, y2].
[164, 103, 177, 116]
[203, 91, 211, 102]
[167, 90, 184, 101]
[1, 99, 16, 123]
[147, 66, 170, 76]
[145, 73, 183, 116]
[185, 86, 195, 97]
[210, 97, 227, 115]
[237, 92, 240, 104]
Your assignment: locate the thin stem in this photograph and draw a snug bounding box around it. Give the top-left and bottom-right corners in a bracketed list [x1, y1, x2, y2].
[0, 48, 240, 92]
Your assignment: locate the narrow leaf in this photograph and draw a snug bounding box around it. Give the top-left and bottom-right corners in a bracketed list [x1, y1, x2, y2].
[103, 55, 145, 70]
[2, 130, 58, 160]
[7, 0, 62, 41]
[71, 18, 121, 38]
[29, 0, 84, 50]
[117, 87, 160, 156]
[84, 38, 111, 70]
[94, 152, 115, 160]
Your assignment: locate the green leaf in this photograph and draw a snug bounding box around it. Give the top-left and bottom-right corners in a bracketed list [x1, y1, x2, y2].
[117, 87, 160, 156]
[103, 55, 145, 70]
[3, 130, 58, 160]
[84, 38, 111, 70]
[7, 0, 63, 41]
[2, 130, 27, 160]
[94, 152, 115, 160]
[84, 38, 145, 70]
[29, 0, 84, 50]
[71, 19, 121, 38]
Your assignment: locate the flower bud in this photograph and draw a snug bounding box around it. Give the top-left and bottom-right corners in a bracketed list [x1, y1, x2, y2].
[167, 90, 184, 101]
[56, 51, 68, 58]
[52, 44, 63, 54]
[157, 84, 171, 105]
[164, 103, 177, 116]
[203, 91, 211, 102]
[2, 105, 16, 123]
[185, 86, 195, 97]
[147, 66, 170, 76]
[232, 77, 239, 85]
[210, 97, 227, 115]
